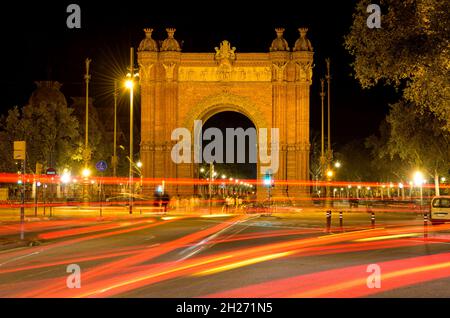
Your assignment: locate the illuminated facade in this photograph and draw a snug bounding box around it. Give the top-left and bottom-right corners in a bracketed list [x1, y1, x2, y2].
[138, 28, 313, 200]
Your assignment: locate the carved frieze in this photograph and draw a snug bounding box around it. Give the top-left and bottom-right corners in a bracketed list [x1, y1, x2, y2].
[178, 66, 271, 82]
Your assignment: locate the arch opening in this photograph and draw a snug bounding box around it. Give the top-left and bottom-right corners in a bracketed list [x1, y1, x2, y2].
[196, 111, 257, 198]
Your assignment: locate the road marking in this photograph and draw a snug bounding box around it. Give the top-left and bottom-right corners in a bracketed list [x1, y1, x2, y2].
[354, 233, 421, 242]
[0, 250, 42, 267]
[177, 216, 257, 262]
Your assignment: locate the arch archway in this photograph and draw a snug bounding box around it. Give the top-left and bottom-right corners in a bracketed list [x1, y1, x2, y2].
[138, 36, 313, 202]
[196, 111, 257, 199]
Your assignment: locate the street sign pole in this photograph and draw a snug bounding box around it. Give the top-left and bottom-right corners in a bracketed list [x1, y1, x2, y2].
[100, 171, 103, 218]
[34, 163, 42, 217]
[14, 141, 26, 240]
[20, 157, 25, 240]
[34, 184, 38, 217]
[95, 161, 108, 218]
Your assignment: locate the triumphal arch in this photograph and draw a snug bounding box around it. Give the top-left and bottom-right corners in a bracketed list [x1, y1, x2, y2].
[137, 27, 313, 200]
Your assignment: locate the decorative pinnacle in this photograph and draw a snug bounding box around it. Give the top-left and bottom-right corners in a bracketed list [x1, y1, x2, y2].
[299, 28, 309, 37]
[275, 28, 285, 37]
[166, 28, 176, 38]
[143, 28, 153, 37]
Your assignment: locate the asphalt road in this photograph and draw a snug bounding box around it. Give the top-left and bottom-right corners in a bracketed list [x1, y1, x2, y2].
[0, 211, 450, 298]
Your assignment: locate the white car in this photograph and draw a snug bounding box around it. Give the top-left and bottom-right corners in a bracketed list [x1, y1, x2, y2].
[430, 196, 450, 224]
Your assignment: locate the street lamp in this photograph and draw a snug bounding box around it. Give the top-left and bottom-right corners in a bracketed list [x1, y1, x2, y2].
[326, 169, 334, 179]
[82, 168, 91, 178]
[61, 171, 71, 184]
[112, 81, 118, 178]
[125, 79, 134, 89]
[135, 161, 143, 190]
[413, 171, 425, 208]
[83, 58, 92, 204]
[334, 161, 341, 168]
[125, 47, 139, 214]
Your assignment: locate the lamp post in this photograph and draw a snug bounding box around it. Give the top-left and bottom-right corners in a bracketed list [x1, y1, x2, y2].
[113, 81, 118, 178]
[414, 171, 424, 210]
[136, 161, 143, 191]
[325, 169, 334, 208]
[83, 58, 92, 204]
[319, 78, 326, 198]
[325, 58, 333, 208]
[325, 58, 332, 165]
[125, 47, 139, 214]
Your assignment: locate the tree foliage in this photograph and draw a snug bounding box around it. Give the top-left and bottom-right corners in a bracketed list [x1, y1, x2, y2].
[345, 0, 450, 130]
[0, 101, 80, 174]
[366, 100, 450, 182]
[335, 140, 377, 182]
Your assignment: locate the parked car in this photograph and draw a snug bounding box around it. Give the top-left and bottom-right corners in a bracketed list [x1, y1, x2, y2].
[430, 196, 450, 225]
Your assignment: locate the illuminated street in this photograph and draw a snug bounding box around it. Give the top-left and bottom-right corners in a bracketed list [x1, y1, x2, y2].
[1, 207, 450, 298]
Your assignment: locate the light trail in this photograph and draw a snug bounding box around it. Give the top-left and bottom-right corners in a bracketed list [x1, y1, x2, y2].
[16, 215, 248, 297]
[19, 222, 448, 298]
[0, 217, 178, 266]
[204, 252, 450, 298]
[1, 172, 447, 189]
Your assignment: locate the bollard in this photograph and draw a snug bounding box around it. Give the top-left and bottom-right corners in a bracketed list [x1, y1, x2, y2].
[339, 211, 343, 228]
[326, 210, 332, 232]
[371, 212, 375, 228]
[423, 212, 428, 239]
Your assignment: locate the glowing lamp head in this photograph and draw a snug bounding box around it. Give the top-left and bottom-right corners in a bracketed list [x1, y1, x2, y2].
[136, 161, 143, 168]
[125, 79, 134, 89]
[413, 171, 424, 186]
[82, 168, 91, 178]
[61, 171, 71, 184]
[334, 161, 341, 168]
[326, 170, 334, 178]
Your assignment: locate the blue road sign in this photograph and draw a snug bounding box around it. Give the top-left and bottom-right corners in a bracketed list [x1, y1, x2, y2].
[95, 160, 108, 172]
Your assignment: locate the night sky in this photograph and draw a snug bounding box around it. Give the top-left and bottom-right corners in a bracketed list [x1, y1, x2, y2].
[0, 0, 399, 149]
